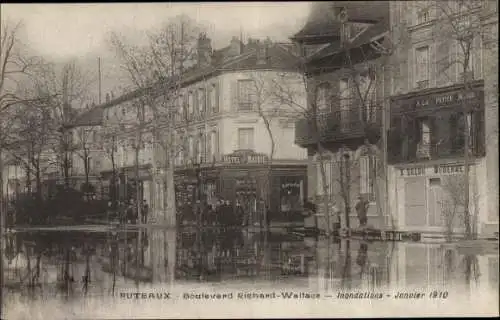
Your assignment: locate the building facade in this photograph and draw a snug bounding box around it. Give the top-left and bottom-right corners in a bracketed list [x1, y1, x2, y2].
[73, 34, 308, 224]
[292, 1, 391, 230]
[387, 1, 498, 237]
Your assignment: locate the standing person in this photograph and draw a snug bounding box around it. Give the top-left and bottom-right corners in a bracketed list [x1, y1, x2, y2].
[355, 196, 369, 228]
[142, 200, 149, 224]
[331, 202, 341, 232]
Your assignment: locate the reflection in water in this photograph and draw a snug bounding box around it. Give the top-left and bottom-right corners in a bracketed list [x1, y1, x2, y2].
[2, 227, 499, 316]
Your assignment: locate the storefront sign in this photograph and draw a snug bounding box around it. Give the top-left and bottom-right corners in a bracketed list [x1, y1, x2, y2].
[434, 164, 465, 174]
[400, 164, 471, 176]
[399, 167, 426, 176]
[414, 91, 480, 108]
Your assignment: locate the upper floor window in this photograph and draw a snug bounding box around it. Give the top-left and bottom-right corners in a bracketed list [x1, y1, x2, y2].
[188, 92, 194, 115]
[339, 79, 350, 109]
[188, 136, 194, 159]
[207, 130, 219, 161]
[416, 7, 430, 25]
[209, 84, 218, 113]
[237, 79, 256, 110]
[238, 128, 254, 150]
[316, 83, 331, 110]
[415, 45, 430, 89]
[198, 88, 206, 113]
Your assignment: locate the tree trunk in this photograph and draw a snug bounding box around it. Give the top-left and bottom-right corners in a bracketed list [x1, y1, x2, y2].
[463, 112, 472, 239]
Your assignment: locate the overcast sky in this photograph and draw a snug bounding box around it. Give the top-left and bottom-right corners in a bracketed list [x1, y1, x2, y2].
[2, 2, 310, 97]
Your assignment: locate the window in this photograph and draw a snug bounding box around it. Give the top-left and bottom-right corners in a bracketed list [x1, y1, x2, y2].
[416, 118, 432, 159]
[188, 136, 194, 159]
[198, 88, 206, 113]
[196, 137, 203, 163]
[188, 92, 194, 115]
[237, 80, 256, 110]
[339, 79, 349, 109]
[316, 83, 330, 110]
[416, 7, 430, 25]
[211, 130, 219, 160]
[238, 128, 254, 150]
[360, 155, 377, 201]
[210, 84, 218, 113]
[415, 46, 430, 88]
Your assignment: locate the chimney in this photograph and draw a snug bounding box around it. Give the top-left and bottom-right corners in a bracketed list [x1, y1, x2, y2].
[197, 33, 212, 67]
[256, 39, 269, 65]
[229, 36, 242, 56]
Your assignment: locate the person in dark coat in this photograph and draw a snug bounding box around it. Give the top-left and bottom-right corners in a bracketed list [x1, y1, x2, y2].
[355, 196, 369, 228]
[142, 200, 149, 224]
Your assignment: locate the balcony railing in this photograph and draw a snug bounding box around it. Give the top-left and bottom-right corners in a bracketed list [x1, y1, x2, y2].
[295, 107, 382, 147]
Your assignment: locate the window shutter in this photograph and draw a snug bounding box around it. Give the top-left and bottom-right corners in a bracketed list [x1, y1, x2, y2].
[207, 87, 212, 114]
[215, 82, 220, 113]
[194, 90, 199, 114]
[231, 80, 239, 111]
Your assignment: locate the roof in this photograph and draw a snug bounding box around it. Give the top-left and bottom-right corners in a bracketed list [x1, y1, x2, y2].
[291, 3, 342, 42]
[307, 18, 390, 62]
[70, 40, 300, 128]
[292, 1, 390, 43]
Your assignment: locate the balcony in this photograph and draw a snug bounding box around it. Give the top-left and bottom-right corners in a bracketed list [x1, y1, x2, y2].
[387, 137, 485, 164]
[295, 107, 382, 148]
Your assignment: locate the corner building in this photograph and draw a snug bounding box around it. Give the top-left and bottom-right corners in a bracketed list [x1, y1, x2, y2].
[387, 1, 498, 237]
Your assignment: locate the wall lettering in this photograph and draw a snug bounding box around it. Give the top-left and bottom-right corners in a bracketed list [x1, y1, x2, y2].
[400, 167, 425, 176]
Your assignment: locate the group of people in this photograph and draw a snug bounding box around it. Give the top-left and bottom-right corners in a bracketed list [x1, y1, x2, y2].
[327, 195, 370, 231]
[178, 198, 270, 228]
[107, 199, 149, 224]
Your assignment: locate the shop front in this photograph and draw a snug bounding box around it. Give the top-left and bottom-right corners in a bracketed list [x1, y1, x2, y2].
[390, 161, 486, 234]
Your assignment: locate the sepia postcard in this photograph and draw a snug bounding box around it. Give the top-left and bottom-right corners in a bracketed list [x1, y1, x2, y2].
[1, 1, 498, 319]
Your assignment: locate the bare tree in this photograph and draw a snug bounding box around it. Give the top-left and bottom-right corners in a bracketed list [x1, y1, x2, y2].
[269, 27, 393, 233]
[441, 174, 480, 241]
[421, 0, 495, 239]
[6, 102, 56, 203]
[102, 126, 120, 209]
[73, 121, 99, 195]
[108, 14, 202, 282]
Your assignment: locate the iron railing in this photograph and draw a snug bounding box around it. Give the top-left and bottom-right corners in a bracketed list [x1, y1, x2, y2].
[295, 106, 382, 146]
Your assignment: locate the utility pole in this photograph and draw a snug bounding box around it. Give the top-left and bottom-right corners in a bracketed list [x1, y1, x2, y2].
[98, 57, 102, 104]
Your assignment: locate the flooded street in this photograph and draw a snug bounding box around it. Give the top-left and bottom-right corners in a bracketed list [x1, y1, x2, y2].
[2, 227, 498, 318]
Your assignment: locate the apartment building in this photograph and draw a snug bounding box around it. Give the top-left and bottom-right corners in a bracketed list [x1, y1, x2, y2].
[387, 1, 498, 237]
[72, 34, 309, 224]
[292, 1, 391, 230]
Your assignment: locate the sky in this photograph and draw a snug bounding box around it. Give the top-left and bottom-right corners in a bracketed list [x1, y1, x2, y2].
[2, 2, 310, 96]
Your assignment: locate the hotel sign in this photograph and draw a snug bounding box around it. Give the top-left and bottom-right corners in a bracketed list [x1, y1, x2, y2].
[400, 164, 472, 176]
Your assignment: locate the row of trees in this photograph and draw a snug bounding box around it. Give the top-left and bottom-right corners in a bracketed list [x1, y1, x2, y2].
[0, 21, 103, 226]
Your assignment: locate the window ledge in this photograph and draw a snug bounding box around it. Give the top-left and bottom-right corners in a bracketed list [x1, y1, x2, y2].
[407, 20, 435, 32]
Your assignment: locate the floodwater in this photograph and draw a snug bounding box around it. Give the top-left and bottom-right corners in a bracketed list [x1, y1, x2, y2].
[2, 227, 499, 319]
